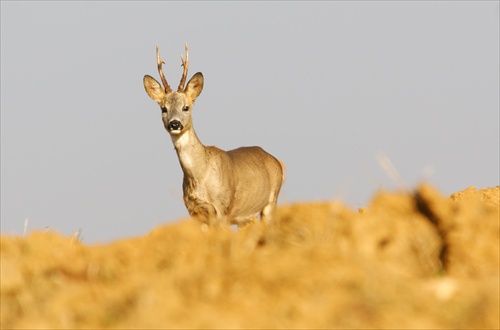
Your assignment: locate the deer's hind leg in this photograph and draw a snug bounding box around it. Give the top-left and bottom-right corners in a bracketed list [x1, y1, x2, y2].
[260, 180, 282, 225]
[260, 202, 277, 225]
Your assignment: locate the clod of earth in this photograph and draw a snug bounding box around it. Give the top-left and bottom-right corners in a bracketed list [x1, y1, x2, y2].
[1, 184, 499, 329]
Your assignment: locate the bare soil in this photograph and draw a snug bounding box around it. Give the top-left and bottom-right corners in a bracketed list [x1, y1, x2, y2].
[1, 184, 499, 329]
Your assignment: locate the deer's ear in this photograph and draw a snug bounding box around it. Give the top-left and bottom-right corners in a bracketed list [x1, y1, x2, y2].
[143, 75, 165, 103]
[185, 72, 204, 101]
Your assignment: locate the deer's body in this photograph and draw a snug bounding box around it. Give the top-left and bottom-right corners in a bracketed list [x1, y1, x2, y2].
[144, 44, 284, 227]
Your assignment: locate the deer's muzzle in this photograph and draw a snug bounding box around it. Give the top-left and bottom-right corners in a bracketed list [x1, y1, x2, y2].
[167, 120, 183, 133]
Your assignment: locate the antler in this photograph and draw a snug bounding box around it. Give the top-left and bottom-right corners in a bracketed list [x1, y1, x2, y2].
[177, 43, 189, 92]
[156, 44, 172, 93]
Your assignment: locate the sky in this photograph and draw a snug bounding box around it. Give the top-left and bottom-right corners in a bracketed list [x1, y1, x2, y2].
[1, 1, 499, 244]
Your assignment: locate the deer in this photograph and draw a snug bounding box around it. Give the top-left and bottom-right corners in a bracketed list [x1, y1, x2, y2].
[143, 44, 285, 228]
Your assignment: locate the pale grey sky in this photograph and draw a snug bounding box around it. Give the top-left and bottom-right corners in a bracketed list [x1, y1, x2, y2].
[1, 1, 499, 243]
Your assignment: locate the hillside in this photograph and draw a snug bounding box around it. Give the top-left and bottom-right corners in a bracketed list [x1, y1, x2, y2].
[1, 184, 499, 329]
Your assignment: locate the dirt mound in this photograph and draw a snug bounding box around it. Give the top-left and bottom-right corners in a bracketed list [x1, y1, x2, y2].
[1, 184, 499, 329]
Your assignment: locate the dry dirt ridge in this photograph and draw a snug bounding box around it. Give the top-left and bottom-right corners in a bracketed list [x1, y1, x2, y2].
[1, 184, 499, 329]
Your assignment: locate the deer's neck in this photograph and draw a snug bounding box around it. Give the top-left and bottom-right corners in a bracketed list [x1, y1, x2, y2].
[171, 127, 208, 177]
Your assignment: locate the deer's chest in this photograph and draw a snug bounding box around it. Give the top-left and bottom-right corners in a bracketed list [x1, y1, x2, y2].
[182, 170, 232, 217]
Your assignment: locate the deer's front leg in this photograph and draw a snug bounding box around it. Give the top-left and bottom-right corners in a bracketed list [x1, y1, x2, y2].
[184, 195, 229, 228]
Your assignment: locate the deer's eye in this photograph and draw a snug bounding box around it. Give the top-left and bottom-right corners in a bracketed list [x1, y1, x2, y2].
[182, 105, 189, 112]
[161, 106, 167, 113]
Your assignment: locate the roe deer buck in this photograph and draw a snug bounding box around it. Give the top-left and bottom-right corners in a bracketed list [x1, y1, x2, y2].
[143, 44, 284, 228]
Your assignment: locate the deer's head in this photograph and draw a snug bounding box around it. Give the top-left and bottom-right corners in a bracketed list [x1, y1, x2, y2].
[143, 44, 204, 136]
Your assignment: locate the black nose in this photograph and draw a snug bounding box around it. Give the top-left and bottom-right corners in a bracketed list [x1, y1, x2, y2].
[168, 120, 182, 131]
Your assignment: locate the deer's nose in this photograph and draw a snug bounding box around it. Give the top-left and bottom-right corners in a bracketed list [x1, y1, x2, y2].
[168, 120, 183, 131]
